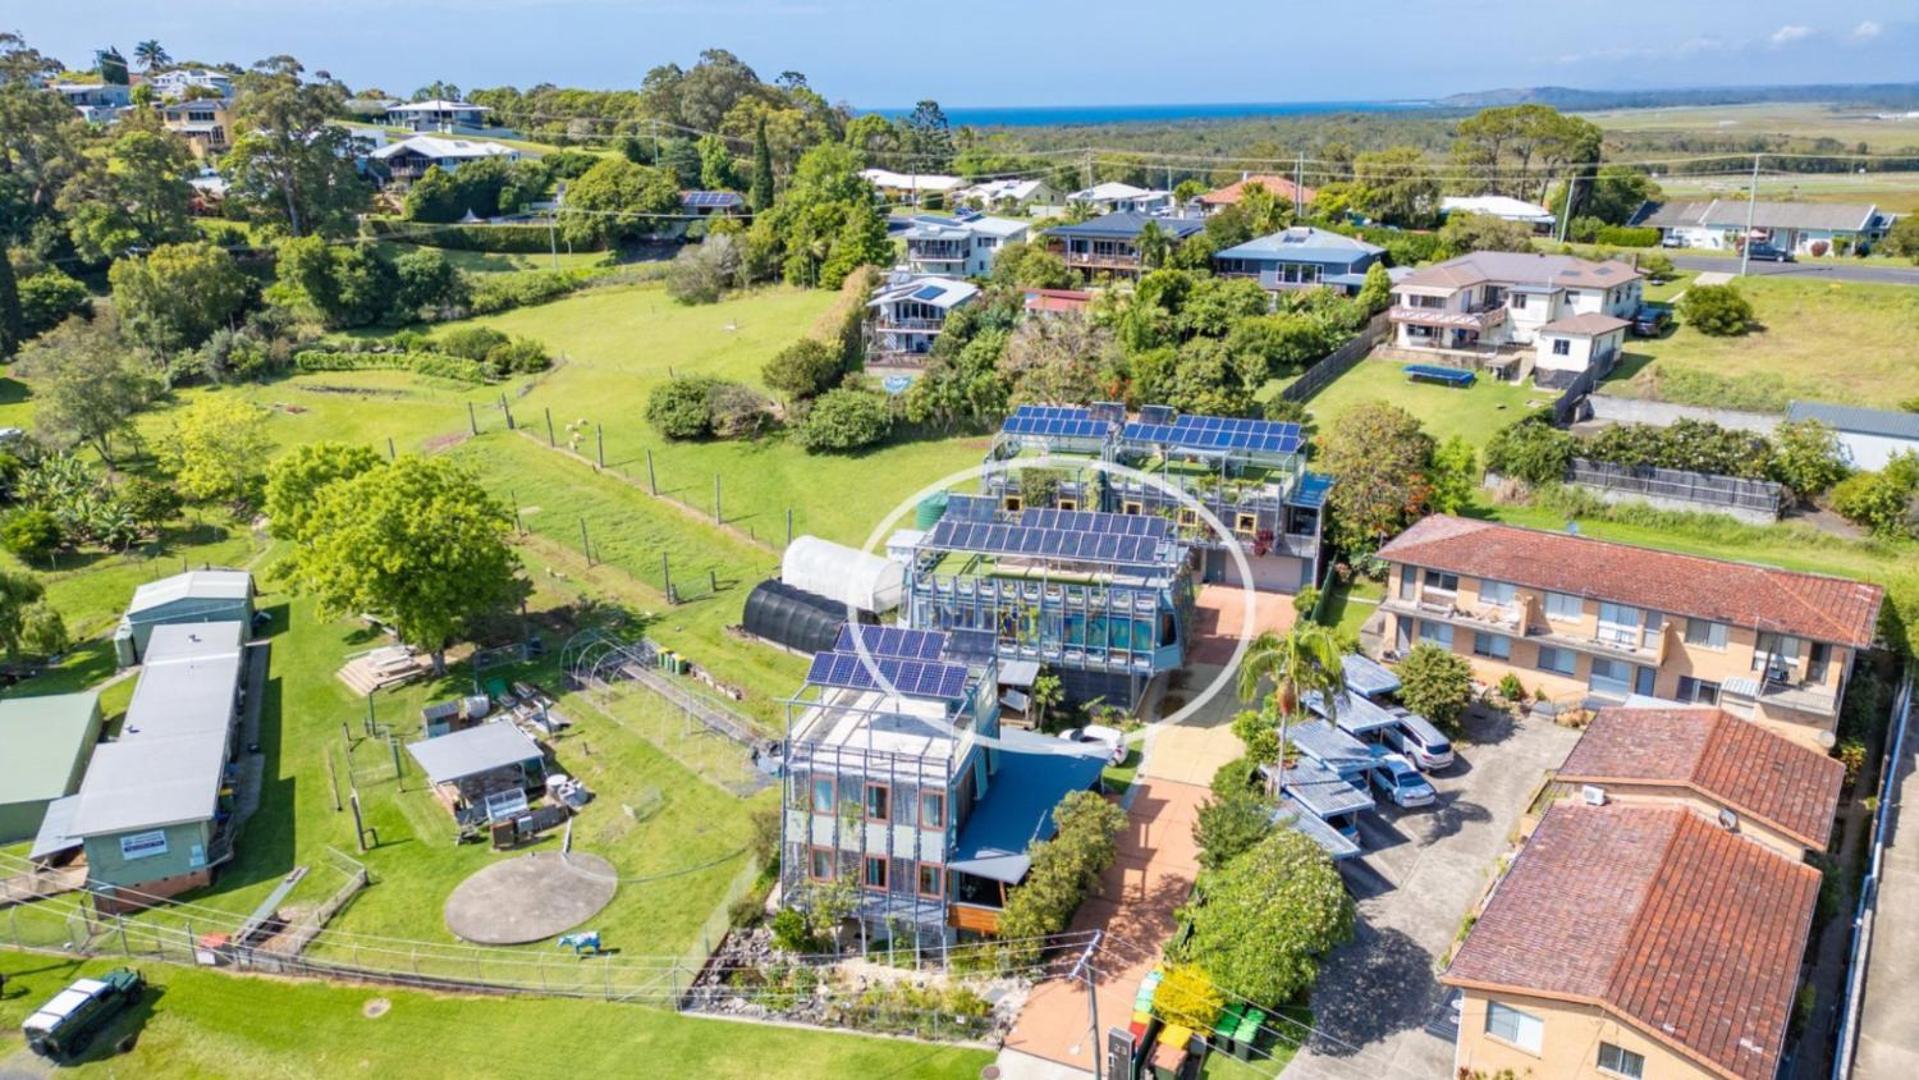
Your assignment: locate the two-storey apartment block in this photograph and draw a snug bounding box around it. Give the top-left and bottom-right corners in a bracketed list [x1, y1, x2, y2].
[146, 68, 234, 101]
[900, 214, 1029, 278]
[1388, 252, 1643, 359]
[1213, 227, 1386, 297]
[779, 626, 1105, 946]
[1376, 515, 1883, 747]
[865, 274, 979, 375]
[1045, 213, 1206, 277]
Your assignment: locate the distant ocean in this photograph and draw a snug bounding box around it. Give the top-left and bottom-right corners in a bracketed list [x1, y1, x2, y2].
[863, 100, 1430, 128]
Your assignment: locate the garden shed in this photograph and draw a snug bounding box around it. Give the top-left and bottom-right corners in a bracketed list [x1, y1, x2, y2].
[0, 692, 102, 843]
[407, 722, 548, 822]
[115, 569, 253, 666]
[780, 536, 904, 614]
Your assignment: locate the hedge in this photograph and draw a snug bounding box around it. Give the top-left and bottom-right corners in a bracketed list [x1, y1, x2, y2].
[293, 348, 494, 383]
[363, 217, 582, 254]
[1594, 225, 1661, 248]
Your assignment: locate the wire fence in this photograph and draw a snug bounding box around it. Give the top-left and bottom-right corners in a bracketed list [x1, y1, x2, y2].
[1566, 457, 1788, 520]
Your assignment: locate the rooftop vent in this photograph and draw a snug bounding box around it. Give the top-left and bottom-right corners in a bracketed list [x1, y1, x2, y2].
[1581, 784, 1607, 806]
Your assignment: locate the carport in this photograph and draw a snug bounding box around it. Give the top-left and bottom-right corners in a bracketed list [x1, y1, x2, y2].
[406, 722, 548, 821]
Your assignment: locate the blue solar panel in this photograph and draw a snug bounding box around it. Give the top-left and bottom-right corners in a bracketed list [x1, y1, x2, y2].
[1290, 472, 1334, 509]
[806, 650, 968, 700]
[1019, 508, 1171, 539]
[836, 624, 948, 661]
[926, 519, 1173, 566]
[912, 284, 948, 301]
[1122, 413, 1303, 455]
[943, 494, 998, 523]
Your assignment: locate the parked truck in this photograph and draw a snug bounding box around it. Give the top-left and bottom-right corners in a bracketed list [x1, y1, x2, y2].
[21, 967, 146, 1061]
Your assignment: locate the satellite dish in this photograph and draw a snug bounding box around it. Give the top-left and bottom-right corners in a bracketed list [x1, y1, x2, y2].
[1717, 807, 1738, 831]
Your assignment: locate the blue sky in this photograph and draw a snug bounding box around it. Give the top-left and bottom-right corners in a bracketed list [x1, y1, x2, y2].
[10, 1, 1916, 107]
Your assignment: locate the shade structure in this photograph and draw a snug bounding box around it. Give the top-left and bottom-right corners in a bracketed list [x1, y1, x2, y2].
[781, 536, 904, 614]
[741, 579, 845, 656]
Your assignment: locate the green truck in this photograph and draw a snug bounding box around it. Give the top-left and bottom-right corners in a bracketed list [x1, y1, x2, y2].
[20, 967, 146, 1061]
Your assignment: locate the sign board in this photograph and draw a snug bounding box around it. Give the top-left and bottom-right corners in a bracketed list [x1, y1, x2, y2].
[120, 830, 169, 861]
[1107, 1025, 1137, 1080]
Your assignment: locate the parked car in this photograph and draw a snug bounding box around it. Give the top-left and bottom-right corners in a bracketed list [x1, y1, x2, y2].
[1630, 304, 1672, 337]
[1746, 242, 1794, 262]
[1058, 724, 1127, 765]
[22, 967, 145, 1062]
[1369, 751, 1437, 809]
[1382, 709, 1456, 771]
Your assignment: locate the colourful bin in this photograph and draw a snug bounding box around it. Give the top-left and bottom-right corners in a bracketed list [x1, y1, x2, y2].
[1234, 1010, 1264, 1061]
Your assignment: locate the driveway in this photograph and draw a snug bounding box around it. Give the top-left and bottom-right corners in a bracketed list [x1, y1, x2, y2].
[1281, 707, 1581, 1079]
[1668, 254, 1919, 287]
[1854, 690, 1919, 1078]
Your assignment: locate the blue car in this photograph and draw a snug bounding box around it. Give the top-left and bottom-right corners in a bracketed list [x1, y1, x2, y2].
[1369, 752, 1437, 809]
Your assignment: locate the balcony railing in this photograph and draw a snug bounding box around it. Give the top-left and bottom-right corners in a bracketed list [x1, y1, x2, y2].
[871, 317, 946, 333]
[1063, 252, 1141, 271]
[1388, 305, 1508, 331]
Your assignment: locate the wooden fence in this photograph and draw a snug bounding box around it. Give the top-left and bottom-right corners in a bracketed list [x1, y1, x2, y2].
[1280, 311, 1391, 404]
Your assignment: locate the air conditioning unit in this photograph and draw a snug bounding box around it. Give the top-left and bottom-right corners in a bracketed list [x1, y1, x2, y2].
[1581, 785, 1607, 806]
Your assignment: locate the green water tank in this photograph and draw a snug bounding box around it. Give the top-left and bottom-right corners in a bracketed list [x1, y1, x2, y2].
[915, 492, 950, 529]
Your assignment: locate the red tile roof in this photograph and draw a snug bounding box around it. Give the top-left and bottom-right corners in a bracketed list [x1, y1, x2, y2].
[1560, 708, 1843, 851]
[1023, 288, 1093, 314]
[1197, 174, 1317, 206]
[1378, 515, 1883, 647]
[1445, 804, 1820, 1080]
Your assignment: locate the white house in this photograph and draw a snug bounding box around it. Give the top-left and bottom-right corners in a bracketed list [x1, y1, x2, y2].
[1440, 195, 1557, 231]
[1066, 181, 1173, 216]
[953, 177, 1057, 213]
[386, 99, 494, 133]
[145, 68, 233, 100]
[1389, 252, 1644, 357]
[370, 135, 523, 184]
[866, 275, 979, 371]
[859, 169, 964, 204]
[1531, 313, 1630, 389]
[1631, 200, 1894, 256]
[49, 82, 131, 123]
[900, 214, 1030, 277]
[1785, 402, 1919, 471]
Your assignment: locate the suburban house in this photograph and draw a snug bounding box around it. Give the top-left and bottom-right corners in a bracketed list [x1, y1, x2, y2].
[68, 622, 250, 911]
[370, 135, 523, 185]
[680, 190, 746, 217]
[1631, 199, 1894, 255]
[1443, 798, 1821, 1080]
[1212, 226, 1385, 296]
[115, 569, 254, 667]
[1387, 252, 1643, 360]
[778, 625, 1105, 945]
[0, 693, 102, 844]
[953, 177, 1057, 213]
[866, 274, 979, 373]
[159, 97, 235, 158]
[49, 81, 131, 123]
[1045, 212, 1206, 277]
[1785, 401, 1919, 471]
[145, 68, 233, 100]
[902, 490, 1194, 706]
[1375, 515, 1883, 746]
[1440, 194, 1557, 231]
[859, 169, 964, 204]
[1066, 181, 1174, 216]
[386, 98, 494, 132]
[900, 214, 1029, 277]
[1531, 311, 1631, 390]
[1192, 174, 1316, 214]
[1022, 288, 1094, 317]
[1554, 706, 1844, 860]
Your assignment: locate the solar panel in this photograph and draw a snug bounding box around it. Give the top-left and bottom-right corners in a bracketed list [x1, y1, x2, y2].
[1139, 405, 1177, 425]
[806, 650, 968, 700]
[836, 624, 947, 661]
[1019, 508, 1170, 539]
[925, 519, 1174, 566]
[943, 493, 998, 523]
[912, 284, 948, 301]
[1089, 401, 1127, 425]
[1122, 413, 1303, 454]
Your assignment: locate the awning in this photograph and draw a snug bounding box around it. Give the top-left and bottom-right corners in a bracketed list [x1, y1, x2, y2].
[998, 660, 1042, 687]
[1341, 653, 1401, 699]
[1302, 689, 1402, 735]
[28, 794, 83, 863]
[406, 722, 543, 785]
[946, 732, 1105, 884]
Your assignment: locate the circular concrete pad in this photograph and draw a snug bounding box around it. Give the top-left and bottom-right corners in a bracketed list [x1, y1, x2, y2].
[444, 852, 618, 945]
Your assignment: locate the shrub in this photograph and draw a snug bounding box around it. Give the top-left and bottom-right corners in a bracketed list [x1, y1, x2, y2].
[708, 382, 774, 438]
[1152, 965, 1225, 1032]
[1396, 643, 1475, 732]
[1768, 419, 1850, 501]
[1194, 787, 1276, 871]
[762, 338, 843, 401]
[1678, 285, 1755, 336]
[121, 476, 184, 532]
[467, 269, 596, 315]
[645, 375, 727, 439]
[665, 234, 746, 305]
[1830, 459, 1919, 539]
[1172, 827, 1353, 1007]
[791, 386, 893, 453]
[18, 270, 92, 337]
[0, 510, 62, 562]
[437, 325, 511, 362]
[998, 791, 1127, 966]
[291, 348, 491, 384]
[1639, 252, 1676, 281]
[484, 337, 551, 375]
[1210, 755, 1256, 799]
[1594, 225, 1660, 248]
[363, 218, 558, 253]
[769, 908, 817, 953]
[1497, 673, 1526, 703]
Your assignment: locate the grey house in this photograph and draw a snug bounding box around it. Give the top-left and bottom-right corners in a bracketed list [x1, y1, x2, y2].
[115, 570, 253, 666]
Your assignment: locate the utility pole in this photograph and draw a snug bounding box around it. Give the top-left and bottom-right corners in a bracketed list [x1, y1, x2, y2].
[1739, 152, 1761, 278]
[1070, 930, 1105, 1080]
[1294, 149, 1305, 219]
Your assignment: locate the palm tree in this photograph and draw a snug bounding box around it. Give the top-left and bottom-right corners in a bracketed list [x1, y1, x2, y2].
[1235, 622, 1346, 777]
[1136, 219, 1169, 270]
[133, 40, 169, 72]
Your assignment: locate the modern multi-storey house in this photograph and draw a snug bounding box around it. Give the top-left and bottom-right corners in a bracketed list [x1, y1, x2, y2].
[1045, 212, 1206, 278]
[1212, 227, 1386, 297]
[386, 98, 495, 132]
[1375, 515, 1884, 747]
[1387, 252, 1643, 359]
[778, 625, 1105, 947]
[159, 97, 235, 158]
[900, 214, 1030, 278]
[865, 274, 979, 376]
[369, 136, 524, 185]
[146, 68, 234, 101]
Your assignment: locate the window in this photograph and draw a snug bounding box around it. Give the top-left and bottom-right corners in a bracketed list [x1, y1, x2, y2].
[917, 863, 944, 898]
[1641, 612, 1663, 649]
[863, 856, 889, 890]
[1597, 602, 1641, 646]
[1479, 580, 1516, 606]
[1589, 657, 1632, 697]
[1536, 646, 1576, 676]
[1484, 1001, 1543, 1054]
[919, 791, 946, 829]
[1544, 592, 1583, 622]
[1551, 338, 1571, 356]
[1002, 495, 1023, 512]
[1398, 570, 1417, 601]
[809, 847, 835, 881]
[1684, 619, 1728, 650]
[1755, 632, 1802, 671]
[1597, 1042, 1646, 1079]
[810, 777, 834, 813]
[1510, 292, 1528, 310]
[1235, 512, 1258, 534]
[1177, 508, 1199, 528]
[1423, 569, 1459, 592]
[1473, 632, 1511, 660]
[1123, 500, 1144, 516]
[1677, 675, 1721, 704]
[1057, 498, 1077, 512]
[864, 783, 890, 822]
[1418, 621, 1454, 648]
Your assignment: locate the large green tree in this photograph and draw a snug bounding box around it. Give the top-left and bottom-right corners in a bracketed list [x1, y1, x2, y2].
[16, 313, 152, 466]
[226, 55, 370, 237]
[0, 34, 88, 356]
[159, 395, 273, 508]
[264, 441, 384, 541]
[1174, 827, 1354, 1006]
[1320, 401, 1436, 556]
[1351, 147, 1439, 227]
[108, 240, 251, 356]
[748, 116, 775, 212]
[559, 156, 682, 248]
[58, 118, 197, 262]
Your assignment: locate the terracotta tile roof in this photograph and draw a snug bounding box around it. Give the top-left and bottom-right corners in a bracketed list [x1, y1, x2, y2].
[1445, 803, 1820, 1080]
[1378, 516, 1883, 647]
[1561, 708, 1844, 851]
[1197, 174, 1317, 206]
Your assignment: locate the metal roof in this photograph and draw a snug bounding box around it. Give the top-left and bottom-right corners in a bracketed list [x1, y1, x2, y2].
[127, 570, 251, 616]
[0, 693, 99, 805]
[1273, 758, 1374, 817]
[1302, 688, 1403, 735]
[1045, 212, 1206, 241]
[1340, 653, 1401, 699]
[945, 732, 1106, 883]
[1287, 719, 1374, 772]
[28, 794, 83, 861]
[1635, 198, 1882, 234]
[1215, 227, 1383, 264]
[1786, 400, 1919, 441]
[1273, 797, 1362, 860]
[406, 722, 544, 785]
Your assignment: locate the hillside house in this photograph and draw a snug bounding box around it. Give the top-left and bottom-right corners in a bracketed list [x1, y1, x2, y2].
[49, 82, 130, 123]
[954, 178, 1057, 213]
[387, 98, 494, 132]
[145, 68, 233, 100]
[1192, 174, 1316, 215]
[900, 214, 1029, 277]
[370, 136, 523, 185]
[1213, 227, 1385, 296]
[859, 169, 964, 205]
[1531, 312, 1630, 390]
[1045, 212, 1205, 277]
[1387, 252, 1643, 362]
[866, 275, 979, 372]
[1066, 181, 1174, 216]
[159, 98, 235, 157]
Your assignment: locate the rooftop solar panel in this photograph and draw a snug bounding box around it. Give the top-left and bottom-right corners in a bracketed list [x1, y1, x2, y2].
[836, 624, 948, 660]
[925, 519, 1175, 566]
[1019, 508, 1171, 538]
[1122, 414, 1304, 455]
[912, 284, 948, 301]
[806, 650, 969, 700]
[1139, 405, 1176, 425]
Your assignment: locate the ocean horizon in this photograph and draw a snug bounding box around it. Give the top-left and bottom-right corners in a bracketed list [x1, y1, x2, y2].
[862, 99, 1433, 127]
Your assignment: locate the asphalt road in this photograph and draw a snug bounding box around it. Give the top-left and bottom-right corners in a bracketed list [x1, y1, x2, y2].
[1668, 254, 1919, 286]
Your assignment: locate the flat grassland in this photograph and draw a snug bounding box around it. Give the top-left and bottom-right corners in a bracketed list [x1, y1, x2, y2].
[1586, 102, 1919, 154]
[1298, 359, 1552, 449]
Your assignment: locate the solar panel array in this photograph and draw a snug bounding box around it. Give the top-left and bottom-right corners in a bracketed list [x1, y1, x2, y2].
[806, 650, 969, 700]
[927, 519, 1170, 565]
[942, 494, 998, 523]
[1089, 401, 1127, 425]
[999, 404, 1111, 440]
[1138, 404, 1177, 425]
[1020, 508, 1171, 539]
[835, 624, 948, 661]
[682, 191, 743, 208]
[1123, 414, 1304, 454]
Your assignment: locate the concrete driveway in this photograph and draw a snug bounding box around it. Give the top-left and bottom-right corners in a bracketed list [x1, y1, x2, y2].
[1669, 254, 1919, 287]
[1281, 707, 1581, 1079]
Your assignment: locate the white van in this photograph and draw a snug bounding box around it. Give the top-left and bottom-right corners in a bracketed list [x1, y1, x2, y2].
[1382, 709, 1455, 771]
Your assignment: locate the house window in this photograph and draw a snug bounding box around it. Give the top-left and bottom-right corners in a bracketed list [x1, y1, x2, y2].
[808, 847, 835, 881]
[1510, 293, 1527, 310]
[1485, 1001, 1544, 1054]
[1123, 500, 1144, 516]
[1676, 675, 1721, 704]
[917, 863, 944, 898]
[1589, 657, 1632, 698]
[1397, 570, 1417, 601]
[1551, 339, 1571, 356]
[864, 783, 890, 822]
[919, 791, 946, 829]
[1423, 569, 1460, 593]
[810, 777, 834, 813]
[1479, 580, 1516, 606]
[1418, 621, 1454, 648]
[1597, 1042, 1646, 1079]
[1544, 593, 1583, 622]
[1596, 603, 1641, 646]
[1473, 632, 1511, 660]
[1685, 619, 1729, 650]
[1641, 612, 1663, 649]
[1536, 646, 1576, 676]
[1177, 508, 1199, 528]
[863, 856, 889, 890]
[1754, 633, 1802, 672]
[1234, 512, 1257, 534]
[1003, 495, 1023, 512]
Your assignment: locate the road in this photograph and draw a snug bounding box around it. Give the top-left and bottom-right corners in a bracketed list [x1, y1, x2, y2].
[1668, 254, 1919, 287]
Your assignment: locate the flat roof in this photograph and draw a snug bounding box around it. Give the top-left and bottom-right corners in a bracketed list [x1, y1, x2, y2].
[1301, 688, 1402, 735]
[29, 794, 83, 861]
[946, 732, 1105, 883]
[406, 721, 544, 785]
[0, 693, 99, 805]
[1341, 653, 1400, 699]
[1787, 400, 1919, 441]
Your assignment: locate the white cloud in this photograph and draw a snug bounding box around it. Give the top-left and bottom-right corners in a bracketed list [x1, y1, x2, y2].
[1769, 24, 1813, 46]
[1852, 20, 1882, 39]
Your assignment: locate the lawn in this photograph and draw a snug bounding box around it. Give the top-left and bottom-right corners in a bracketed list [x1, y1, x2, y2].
[1587, 102, 1919, 158]
[1296, 359, 1551, 450]
[0, 951, 993, 1080]
[370, 239, 615, 274]
[1318, 576, 1384, 641]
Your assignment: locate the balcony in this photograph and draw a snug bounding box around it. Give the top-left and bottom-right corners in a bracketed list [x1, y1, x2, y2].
[871, 317, 946, 334]
[1381, 596, 1659, 662]
[1063, 251, 1142, 272]
[1388, 305, 1508, 332]
[1720, 676, 1841, 719]
[866, 349, 933, 370]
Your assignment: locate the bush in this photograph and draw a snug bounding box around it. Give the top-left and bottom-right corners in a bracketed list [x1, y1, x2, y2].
[1594, 225, 1660, 248]
[437, 325, 511, 362]
[484, 337, 551, 374]
[1172, 827, 1353, 1007]
[708, 382, 774, 438]
[466, 269, 596, 315]
[1210, 755, 1256, 799]
[998, 791, 1127, 967]
[1768, 419, 1850, 501]
[1639, 253, 1676, 281]
[645, 375, 730, 439]
[1194, 788, 1276, 871]
[1678, 284, 1755, 336]
[791, 386, 893, 453]
[1830, 459, 1919, 539]
[762, 338, 843, 401]
[291, 348, 492, 384]
[769, 908, 817, 954]
[363, 218, 559, 253]
[18, 270, 92, 337]
[1396, 643, 1475, 732]
[1, 509, 62, 561]
[665, 234, 745, 305]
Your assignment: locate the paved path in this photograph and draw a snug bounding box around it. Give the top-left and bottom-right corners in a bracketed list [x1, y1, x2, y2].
[1669, 254, 1919, 287]
[1853, 689, 1919, 1078]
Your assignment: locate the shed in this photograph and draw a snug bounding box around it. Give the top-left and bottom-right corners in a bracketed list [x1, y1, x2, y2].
[28, 794, 83, 864]
[781, 536, 905, 614]
[407, 722, 546, 788]
[115, 569, 252, 666]
[740, 579, 851, 656]
[1787, 400, 1919, 472]
[0, 692, 103, 843]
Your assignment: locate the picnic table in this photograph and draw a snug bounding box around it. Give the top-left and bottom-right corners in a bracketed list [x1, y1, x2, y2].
[1403, 363, 1475, 387]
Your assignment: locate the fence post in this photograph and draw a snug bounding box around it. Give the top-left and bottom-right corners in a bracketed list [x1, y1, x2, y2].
[597, 424, 605, 469]
[786, 508, 794, 547]
[646, 449, 658, 496]
[661, 555, 673, 604]
[603, 955, 613, 1000]
[545, 408, 556, 447]
[468, 401, 478, 435]
[117, 915, 130, 957]
[579, 519, 593, 567]
[387, 437, 396, 461]
[714, 475, 722, 524]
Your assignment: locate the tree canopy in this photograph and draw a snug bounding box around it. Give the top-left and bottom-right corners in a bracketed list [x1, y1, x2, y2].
[1174, 826, 1354, 1006]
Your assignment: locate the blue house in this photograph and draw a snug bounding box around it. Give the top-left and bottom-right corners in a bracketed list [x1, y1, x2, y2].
[1213, 227, 1385, 296]
[1046, 212, 1206, 277]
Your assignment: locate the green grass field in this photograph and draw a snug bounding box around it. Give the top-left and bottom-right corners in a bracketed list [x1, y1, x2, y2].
[0, 952, 992, 1080]
[1298, 359, 1552, 450]
[371, 239, 615, 274]
[1586, 102, 1919, 158]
